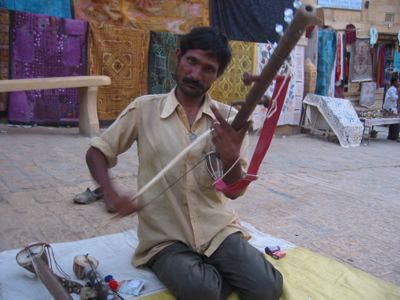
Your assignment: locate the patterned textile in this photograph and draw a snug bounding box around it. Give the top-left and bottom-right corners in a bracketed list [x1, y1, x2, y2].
[303, 94, 363, 148]
[0, 0, 71, 18]
[210, 0, 294, 43]
[0, 8, 9, 112]
[148, 31, 177, 94]
[253, 42, 304, 127]
[208, 40, 256, 104]
[8, 12, 87, 124]
[349, 38, 373, 82]
[120, 0, 209, 34]
[88, 22, 149, 121]
[73, 0, 126, 26]
[315, 28, 336, 96]
[359, 82, 376, 108]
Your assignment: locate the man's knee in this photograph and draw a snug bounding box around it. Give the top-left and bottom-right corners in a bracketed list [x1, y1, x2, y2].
[248, 268, 283, 300]
[178, 274, 222, 300]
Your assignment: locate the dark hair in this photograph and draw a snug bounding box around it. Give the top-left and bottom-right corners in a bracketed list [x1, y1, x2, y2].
[391, 76, 398, 86]
[178, 27, 232, 76]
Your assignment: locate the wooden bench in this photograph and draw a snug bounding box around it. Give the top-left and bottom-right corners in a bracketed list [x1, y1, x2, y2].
[0, 76, 111, 137]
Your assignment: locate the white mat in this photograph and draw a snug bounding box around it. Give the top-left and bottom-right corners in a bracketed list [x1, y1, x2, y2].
[0, 222, 295, 300]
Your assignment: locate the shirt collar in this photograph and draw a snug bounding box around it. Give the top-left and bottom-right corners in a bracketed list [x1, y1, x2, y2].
[160, 87, 215, 119]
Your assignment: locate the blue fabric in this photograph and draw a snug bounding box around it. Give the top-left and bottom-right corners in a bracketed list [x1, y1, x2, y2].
[210, 0, 294, 43]
[316, 29, 336, 96]
[0, 0, 71, 18]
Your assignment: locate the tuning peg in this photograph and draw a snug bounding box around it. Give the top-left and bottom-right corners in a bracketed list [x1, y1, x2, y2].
[284, 8, 294, 24]
[293, 0, 302, 9]
[275, 24, 284, 36]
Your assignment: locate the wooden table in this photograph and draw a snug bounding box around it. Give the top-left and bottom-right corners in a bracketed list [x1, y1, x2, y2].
[0, 76, 111, 137]
[359, 116, 400, 144]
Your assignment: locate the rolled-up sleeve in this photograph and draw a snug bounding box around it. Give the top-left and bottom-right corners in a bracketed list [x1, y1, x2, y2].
[90, 101, 139, 168]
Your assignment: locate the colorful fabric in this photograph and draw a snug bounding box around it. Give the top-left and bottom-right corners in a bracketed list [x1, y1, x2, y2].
[88, 22, 149, 121]
[148, 31, 177, 95]
[315, 28, 336, 96]
[8, 12, 87, 124]
[0, 8, 9, 112]
[349, 38, 373, 82]
[210, 0, 294, 43]
[0, 0, 71, 18]
[73, 0, 126, 26]
[345, 24, 356, 44]
[119, 0, 209, 34]
[208, 41, 256, 104]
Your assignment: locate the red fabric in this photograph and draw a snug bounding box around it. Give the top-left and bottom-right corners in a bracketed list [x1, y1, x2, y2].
[377, 47, 385, 87]
[214, 75, 291, 194]
[345, 24, 356, 44]
[305, 25, 316, 38]
[335, 32, 342, 83]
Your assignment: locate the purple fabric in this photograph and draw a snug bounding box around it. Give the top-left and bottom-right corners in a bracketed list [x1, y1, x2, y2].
[8, 11, 87, 124]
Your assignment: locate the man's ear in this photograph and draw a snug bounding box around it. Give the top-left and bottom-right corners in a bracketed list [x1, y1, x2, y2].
[176, 49, 182, 61]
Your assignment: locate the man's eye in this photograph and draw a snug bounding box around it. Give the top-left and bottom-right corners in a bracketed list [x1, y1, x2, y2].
[187, 57, 196, 64]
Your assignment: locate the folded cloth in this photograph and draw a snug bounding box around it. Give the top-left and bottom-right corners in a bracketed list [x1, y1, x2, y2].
[73, 187, 103, 204]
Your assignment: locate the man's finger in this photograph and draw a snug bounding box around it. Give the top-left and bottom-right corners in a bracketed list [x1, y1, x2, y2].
[210, 105, 230, 127]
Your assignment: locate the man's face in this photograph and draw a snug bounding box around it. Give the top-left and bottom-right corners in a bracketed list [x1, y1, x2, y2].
[175, 49, 220, 98]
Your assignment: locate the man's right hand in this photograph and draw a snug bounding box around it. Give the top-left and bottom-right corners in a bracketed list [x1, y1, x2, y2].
[104, 190, 140, 216]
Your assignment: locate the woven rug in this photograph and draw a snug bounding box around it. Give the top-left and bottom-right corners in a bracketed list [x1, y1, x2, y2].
[349, 38, 373, 82]
[8, 12, 87, 124]
[0, 8, 9, 112]
[0, 0, 71, 18]
[73, 0, 126, 26]
[208, 41, 256, 104]
[119, 0, 208, 34]
[88, 22, 149, 121]
[148, 31, 177, 95]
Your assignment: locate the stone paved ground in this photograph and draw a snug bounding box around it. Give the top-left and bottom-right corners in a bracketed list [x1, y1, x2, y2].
[0, 123, 399, 286]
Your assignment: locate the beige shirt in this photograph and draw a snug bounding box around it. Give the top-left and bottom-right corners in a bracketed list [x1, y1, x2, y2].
[91, 88, 250, 267]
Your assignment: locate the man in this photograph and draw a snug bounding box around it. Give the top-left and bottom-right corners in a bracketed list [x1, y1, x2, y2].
[86, 27, 283, 300]
[383, 76, 399, 141]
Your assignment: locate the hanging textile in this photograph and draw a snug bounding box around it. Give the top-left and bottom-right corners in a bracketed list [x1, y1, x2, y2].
[119, 0, 208, 34]
[73, 0, 126, 26]
[0, 8, 9, 113]
[208, 40, 256, 104]
[315, 28, 336, 96]
[345, 24, 356, 45]
[148, 32, 177, 94]
[210, 0, 294, 43]
[8, 12, 87, 124]
[88, 22, 149, 121]
[349, 38, 373, 82]
[0, 0, 71, 18]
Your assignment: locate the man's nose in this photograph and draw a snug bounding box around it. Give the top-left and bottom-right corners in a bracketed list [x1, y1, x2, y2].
[190, 65, 202, 81]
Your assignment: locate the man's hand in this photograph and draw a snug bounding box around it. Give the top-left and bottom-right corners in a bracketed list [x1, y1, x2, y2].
[210, 105, 251, 167]
[105, 190, 140, 217]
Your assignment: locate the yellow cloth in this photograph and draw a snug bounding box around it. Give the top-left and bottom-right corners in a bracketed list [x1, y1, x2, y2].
[88, 22, 150, 121]
[120, 0, 209, 34]
[73, 0, 128, 26]
[141, 247, 400, 299]
[90, 88, 249, 266]
[208, 41, 257, 104]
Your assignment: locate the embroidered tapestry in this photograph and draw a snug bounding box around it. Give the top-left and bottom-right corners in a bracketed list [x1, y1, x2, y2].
[254, 42, 304, 127]
[148, 31, 177, 95]
[8, 12, 87, 124]
[0, 0, 72, 18]
[73, 0, 126, 26]
[0, 8, 9, 112]
[208, 40, 256, 104]
[349, 38, 373, 82]
[119, 0, 209, 34]
[210, 0, 294, 43]
[88, 22, 149, 121]
[315, 28, 336, 96]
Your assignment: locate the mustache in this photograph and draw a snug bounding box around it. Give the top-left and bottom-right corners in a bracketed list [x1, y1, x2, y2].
[182, 76, 205, 90]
